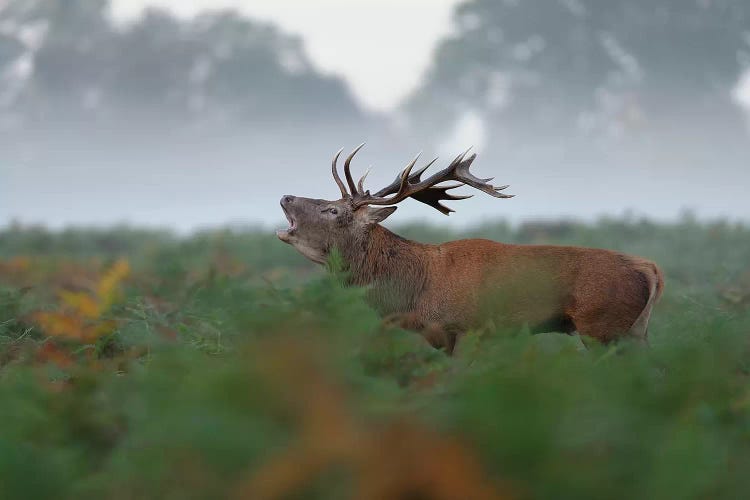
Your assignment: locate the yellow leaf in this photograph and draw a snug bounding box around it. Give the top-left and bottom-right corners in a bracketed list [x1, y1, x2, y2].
[97, 259, 130, 311]
[59, 290, 101, 318]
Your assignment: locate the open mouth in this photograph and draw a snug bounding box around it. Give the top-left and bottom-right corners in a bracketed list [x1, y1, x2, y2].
[276, 205, 297, 242]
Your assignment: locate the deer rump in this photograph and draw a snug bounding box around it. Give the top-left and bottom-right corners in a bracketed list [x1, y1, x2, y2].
[277, 146, 665, 354]
[369, 238, 665, 353]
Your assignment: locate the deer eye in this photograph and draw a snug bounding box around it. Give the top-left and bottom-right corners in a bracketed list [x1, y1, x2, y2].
[324, 207, 338, 215]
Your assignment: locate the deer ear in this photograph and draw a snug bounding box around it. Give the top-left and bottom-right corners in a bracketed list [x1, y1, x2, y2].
[362, 206, 397, 225]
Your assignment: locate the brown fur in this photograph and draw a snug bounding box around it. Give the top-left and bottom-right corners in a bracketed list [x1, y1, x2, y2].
[340, 226, 664, 353]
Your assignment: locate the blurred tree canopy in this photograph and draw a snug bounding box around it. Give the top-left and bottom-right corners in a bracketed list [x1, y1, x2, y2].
[407, 0, 750, 146]
[0, 0, 366, 132]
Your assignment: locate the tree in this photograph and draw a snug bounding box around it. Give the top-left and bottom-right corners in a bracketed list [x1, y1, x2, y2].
[406, 0, 750, 146]
[0, 0, 366, 131]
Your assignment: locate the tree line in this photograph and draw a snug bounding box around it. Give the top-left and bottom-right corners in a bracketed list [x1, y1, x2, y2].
[1, 0, 748, 147]
[0, 0, 366, 134]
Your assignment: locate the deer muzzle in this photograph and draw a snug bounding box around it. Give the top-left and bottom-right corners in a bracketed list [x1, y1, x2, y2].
[277, 195, 297, 243]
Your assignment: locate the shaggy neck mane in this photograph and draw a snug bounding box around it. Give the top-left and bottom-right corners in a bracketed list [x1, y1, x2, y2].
[339, 225, 428, 314]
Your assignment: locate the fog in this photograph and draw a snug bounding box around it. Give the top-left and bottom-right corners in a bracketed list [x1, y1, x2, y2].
[2, 1, 749, 232]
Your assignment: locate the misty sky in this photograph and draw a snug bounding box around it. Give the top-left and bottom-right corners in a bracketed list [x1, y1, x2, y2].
[112, 0, 750, 113]
[2, 1, 750, 231]
[111, 0, 460, 111]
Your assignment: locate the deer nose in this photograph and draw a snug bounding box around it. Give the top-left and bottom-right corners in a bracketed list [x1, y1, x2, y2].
[281, 195, 295, 206]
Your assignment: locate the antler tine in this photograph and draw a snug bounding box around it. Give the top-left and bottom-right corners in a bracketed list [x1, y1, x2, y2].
[357, 167, 371, 194]
[381, 152, 421, 202]
[445, 147, 472, 170]
[442, 185, 474, 200]
[344, 143, 365, 196]
[331, 148, 348, 198]
[399, 152, 422, 186]
[411, 157, 439, 182]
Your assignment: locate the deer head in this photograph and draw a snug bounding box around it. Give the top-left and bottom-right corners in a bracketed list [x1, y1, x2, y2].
[276, 145, 513, 264]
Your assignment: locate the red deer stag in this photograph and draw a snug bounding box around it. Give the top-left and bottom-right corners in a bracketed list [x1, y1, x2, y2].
[277, 146, 664, 354]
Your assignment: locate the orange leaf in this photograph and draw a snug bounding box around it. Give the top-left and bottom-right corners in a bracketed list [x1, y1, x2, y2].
[34, 312, 86, 340]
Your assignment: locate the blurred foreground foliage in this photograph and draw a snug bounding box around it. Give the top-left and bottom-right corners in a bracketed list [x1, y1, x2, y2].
[1, 217, 749, 499]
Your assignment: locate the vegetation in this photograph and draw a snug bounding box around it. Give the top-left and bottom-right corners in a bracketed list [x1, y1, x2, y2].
[0, 217, 749, 499]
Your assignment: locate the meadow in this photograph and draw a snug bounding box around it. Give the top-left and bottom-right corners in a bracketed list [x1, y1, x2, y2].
[0, 216, 749, 499]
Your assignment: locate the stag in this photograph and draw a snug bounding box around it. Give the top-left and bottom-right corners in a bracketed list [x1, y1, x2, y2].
[277, 146, 664, 354]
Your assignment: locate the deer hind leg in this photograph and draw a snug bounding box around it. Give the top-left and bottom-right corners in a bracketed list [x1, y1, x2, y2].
[572, 265, 662, 348]
[573, 302, 655, 347]
[570, 304, 635, 347]
[574, 319, 620, 346]
[572, 311, 653, 350]
[573, 311, 651, 350]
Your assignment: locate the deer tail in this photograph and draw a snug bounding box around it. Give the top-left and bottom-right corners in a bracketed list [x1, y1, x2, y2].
[629, 261, 665, 342]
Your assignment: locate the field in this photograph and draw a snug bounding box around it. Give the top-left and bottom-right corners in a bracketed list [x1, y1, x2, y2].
[1, 216, 749, 499]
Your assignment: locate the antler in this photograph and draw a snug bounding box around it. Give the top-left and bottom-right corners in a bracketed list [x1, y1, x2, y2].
[355, 149, 514, 215]
[331, 146, 513, 214]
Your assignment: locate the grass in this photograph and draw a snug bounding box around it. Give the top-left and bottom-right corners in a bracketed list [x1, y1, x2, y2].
[0, 216, 749, 499]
